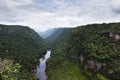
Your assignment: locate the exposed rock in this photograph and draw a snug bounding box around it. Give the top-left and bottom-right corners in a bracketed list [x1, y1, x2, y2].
[96, 63, 103, 71]
[108, 32, 120, 40]
[115, 34, 120, 40]
[79, 55, 84, 62]
[5, 49, 8, 52]
[84, 60, 106, 72]
[109, 32, 114, 37]
[107, 70, 114, 74]
[87, 60, 95, 69]
[102, 63, 106, 66]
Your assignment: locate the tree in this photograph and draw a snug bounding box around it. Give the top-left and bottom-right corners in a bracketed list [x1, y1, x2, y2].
[0, 58, 20, 80]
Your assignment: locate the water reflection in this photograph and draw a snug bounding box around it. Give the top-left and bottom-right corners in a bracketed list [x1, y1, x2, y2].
[36, 50, 51, 80]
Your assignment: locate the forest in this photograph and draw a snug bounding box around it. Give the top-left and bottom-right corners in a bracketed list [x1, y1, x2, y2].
[46, 23, 120, 80]
[0, 24, 46, 80]
[0, 22, 120, 80]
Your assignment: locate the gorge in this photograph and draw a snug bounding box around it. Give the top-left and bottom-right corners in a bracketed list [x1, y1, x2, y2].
[0, 22, 120, 80]
[36, 50, 51, 80]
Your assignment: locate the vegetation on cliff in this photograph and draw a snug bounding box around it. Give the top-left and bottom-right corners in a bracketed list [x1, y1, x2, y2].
[0, 24, 46, 79]
[46, 23, 120, 80]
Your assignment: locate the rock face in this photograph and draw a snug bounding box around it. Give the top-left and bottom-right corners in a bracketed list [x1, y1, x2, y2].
[79, 55, 84, 62]
[83, 60, 106, 72]
[79, 55, 107, 72]
[108, 32, 120, 40]
[107, 70, 114, 74]
[115, 34, 120, 40]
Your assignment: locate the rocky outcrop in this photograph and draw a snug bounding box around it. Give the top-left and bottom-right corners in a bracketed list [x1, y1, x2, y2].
[108, 32, 120, 40]
[84, 60, 106, 72]
[107, 70, 114, 74]
[79, 55, 84, 62]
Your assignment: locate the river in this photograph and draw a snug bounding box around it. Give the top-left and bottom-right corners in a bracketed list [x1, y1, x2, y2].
[36, 50, 51, 80]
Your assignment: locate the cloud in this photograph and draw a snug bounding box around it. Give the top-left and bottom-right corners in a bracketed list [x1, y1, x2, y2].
[0, 0, 120, 31]
[111, 0, 120, 13]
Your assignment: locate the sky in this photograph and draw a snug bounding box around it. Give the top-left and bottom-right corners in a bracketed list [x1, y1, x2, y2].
[0, 0, 120, 32]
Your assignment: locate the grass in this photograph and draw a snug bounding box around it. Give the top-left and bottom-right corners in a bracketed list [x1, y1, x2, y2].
[47, 59, 87, 80]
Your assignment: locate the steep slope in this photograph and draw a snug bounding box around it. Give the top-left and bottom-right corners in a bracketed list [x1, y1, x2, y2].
[46, 23, 120, 80]
[39, 28, 56, 38]
[0, 24, 46, 79]
[45, 28, 71, 46]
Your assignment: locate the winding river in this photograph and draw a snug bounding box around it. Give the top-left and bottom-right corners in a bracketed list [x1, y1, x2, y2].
[36, 50, 51, 80]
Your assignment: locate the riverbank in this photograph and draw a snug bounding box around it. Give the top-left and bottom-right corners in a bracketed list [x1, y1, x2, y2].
[36, 50, 51, 80]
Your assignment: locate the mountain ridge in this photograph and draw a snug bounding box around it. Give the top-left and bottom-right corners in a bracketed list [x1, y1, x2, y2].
[46, 22, 120, 80]
[0, 24, 46, 79]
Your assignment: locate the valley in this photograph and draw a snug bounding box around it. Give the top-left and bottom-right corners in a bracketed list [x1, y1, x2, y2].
[0, 22, 120, 80]
[1, 0, 120, 80]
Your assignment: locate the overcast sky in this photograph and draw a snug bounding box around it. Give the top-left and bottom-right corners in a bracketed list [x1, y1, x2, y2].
[0, 0, 120, 32]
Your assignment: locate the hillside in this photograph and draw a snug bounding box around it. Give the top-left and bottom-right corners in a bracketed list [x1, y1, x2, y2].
[45, 28, 71, 46]
[46, 23, 120, 80]
[39, 28, 57, 38]
[0, 24, 46, 79]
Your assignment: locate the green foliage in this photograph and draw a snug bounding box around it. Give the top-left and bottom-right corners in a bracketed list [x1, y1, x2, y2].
[46, 28, 71, 48]
[64, 23, 120, 79]
[0, 24, 46, 79]
[46, 23, 120, 80]
[96, 74, 108, 80]
[17, 70, 37, 80]
[47, 57, 87, 80]
[0, 59, 20, 80]
[0, 59, 37, 80]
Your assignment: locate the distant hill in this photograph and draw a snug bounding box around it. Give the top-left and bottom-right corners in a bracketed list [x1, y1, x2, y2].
[39, 28, 57, 38]
[45, 28, 71, 44]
